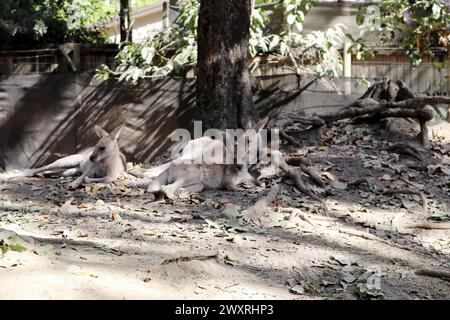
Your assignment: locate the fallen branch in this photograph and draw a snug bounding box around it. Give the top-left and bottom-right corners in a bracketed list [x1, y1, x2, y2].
[415, 268, 450, 281]
[284, 80, 449, 146]
[161, 252, 219, 265]
[285, 155, 325, 187]
[0, 227, 114, 254]
[385, 96, 450, 110]
[404, 222, 450, 230]
[282, 208, 315, 226]
[385, 142, 422, 160]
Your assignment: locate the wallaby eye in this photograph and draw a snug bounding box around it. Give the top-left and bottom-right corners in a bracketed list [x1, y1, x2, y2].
[99, 146, 106, 151]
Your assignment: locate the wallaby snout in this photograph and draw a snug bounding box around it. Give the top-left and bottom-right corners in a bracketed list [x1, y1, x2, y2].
[89, 153, 97, 163]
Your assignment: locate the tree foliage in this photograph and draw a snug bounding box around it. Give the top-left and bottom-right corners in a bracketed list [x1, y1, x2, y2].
[96, 0, 348, 84]
[0, 0, 116, 45]
[350, 0, 450, 67]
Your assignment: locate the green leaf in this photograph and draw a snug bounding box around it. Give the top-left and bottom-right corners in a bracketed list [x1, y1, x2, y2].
[140, 47, 154, 64]
[298, 10, 305, 23]
[269, 35, 280, 50]
[356, 13, 365, 26]
[35, 244, 54, 256]
[286, 4, 296, 12]
[431, 3, 441, 19]
[222, 208, 240, 219]
[280, 42, 288, 56]
[8, 236, 27, 253]
[290, 284, 305, 295]
[287, 14, 296, 25]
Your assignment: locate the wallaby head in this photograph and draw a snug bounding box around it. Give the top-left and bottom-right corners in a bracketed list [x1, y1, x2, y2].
[89, 125, 122, 163]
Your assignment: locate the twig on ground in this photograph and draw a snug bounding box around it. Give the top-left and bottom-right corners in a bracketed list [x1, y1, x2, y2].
[0, 227, 115, 254]
[338, 227, 412, 252]
[161, 252, 219, 265]
[404, 222, 450, 230]
[415, 268, 450, 281]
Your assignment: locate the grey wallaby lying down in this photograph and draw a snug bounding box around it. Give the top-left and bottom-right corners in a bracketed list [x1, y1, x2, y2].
[24, 125, 126, 189]
[139, 117, 269, 199]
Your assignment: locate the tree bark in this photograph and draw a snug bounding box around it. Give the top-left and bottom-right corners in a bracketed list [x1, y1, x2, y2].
[196, 0, 257, 130]
[120, 0, 132, 42]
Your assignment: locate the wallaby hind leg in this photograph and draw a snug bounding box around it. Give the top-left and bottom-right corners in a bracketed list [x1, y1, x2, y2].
[161, 179, 190, 200]
[61, 168, 80, 177]
[24, 154, 86, 177]
[147, 169, 169, 193]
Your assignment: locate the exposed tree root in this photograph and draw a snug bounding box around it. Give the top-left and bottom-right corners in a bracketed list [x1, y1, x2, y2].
[415, 268, 450, 281]
[382, 189, 427, 210]
[277, 156, 322, 202]
[285, 154, 325, 187]
[242, 184, 279, 218]
[279, 129, 301, 147]
[273, 80, 449, 147]
[385, 142, 423, 160]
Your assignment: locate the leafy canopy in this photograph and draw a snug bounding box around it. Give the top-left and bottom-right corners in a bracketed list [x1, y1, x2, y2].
[96, 0, 348, 84]
[0, 0, 116, 44]
[350, 0, 450, 68]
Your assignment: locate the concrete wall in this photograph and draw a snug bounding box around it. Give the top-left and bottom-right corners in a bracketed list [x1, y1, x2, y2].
[0, 72, 363, 170]
[0, 73, 195, 169]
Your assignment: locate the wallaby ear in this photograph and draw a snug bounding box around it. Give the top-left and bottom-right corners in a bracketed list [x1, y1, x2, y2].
[94, 125, 109, 138]
[109, 125, 123, 141]
[254, 116, 269, 133]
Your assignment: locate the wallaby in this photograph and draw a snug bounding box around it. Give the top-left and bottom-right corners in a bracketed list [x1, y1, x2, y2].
[143, 117, 270, 199]
[24, 125, 126, 189]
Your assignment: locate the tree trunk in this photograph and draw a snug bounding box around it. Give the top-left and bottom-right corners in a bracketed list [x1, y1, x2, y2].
[196, 0, 257, 130]
[120, 0, 132, 42]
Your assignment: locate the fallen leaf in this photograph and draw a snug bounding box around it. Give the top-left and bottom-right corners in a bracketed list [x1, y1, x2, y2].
[378, 174, 391, 181]
[331, 181, 347, 190]
[77, 231, 88, 238]
[290, 284, 305, 295]
[338, 271, 357, 284]
[322, 172, 336, 181]
[111, 212, 121, 221]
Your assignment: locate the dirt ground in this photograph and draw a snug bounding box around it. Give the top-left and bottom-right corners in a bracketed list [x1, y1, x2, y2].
[1, 118, 449, 300]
